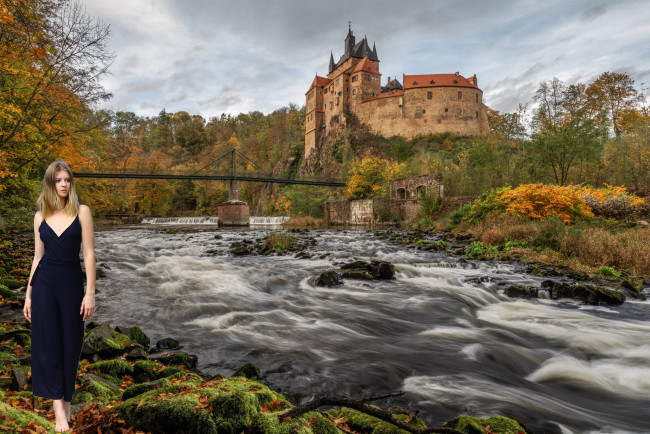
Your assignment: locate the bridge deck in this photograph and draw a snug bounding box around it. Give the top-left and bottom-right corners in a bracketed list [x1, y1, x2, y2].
[73, 172, 346, 187]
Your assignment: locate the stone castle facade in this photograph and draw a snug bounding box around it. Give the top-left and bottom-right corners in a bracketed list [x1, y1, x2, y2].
[305, 28, 489, 157]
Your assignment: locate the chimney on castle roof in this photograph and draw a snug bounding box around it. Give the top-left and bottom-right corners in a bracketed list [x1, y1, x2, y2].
[455, 71, 460, 76]
[387, 76, 391, 89]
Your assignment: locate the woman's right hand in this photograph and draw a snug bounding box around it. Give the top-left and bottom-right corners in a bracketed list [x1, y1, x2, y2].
[23, 295, 31, 322]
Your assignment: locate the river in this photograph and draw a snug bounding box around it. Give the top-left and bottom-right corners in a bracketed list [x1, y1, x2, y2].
[92, 226, 650, 433]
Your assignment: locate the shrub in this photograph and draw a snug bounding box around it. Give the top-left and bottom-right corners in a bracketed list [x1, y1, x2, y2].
[599, 266, 622, 279]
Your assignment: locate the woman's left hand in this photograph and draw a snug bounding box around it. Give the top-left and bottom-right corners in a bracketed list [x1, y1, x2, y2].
[80, 294, 95, 320]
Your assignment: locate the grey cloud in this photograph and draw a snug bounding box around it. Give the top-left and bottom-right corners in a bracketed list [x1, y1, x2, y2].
[581, 3, 607, 21]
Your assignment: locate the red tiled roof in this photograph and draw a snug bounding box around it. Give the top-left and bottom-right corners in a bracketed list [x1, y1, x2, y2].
[351, 57, 380, 75]
[403, 74, 476, 89]
[363, 89, 404, 103]
[306, 75, 332, 93]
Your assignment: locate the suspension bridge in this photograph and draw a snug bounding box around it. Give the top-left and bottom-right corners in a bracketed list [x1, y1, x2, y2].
[73, 149, 345, 225]
[73, 149, 345, 187]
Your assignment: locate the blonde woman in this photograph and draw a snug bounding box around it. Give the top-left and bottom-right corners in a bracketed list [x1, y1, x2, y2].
[24, 160, 96, 432]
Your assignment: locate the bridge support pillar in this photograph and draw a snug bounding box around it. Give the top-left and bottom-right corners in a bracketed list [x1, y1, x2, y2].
[218, 200, 249, 226]
[229, 180, 239, 201]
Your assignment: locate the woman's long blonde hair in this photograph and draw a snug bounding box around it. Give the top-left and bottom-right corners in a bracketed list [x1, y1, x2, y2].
[37, 160, 80, 219]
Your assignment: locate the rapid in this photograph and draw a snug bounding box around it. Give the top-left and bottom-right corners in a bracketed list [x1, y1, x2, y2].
[93, 227, 650, 433]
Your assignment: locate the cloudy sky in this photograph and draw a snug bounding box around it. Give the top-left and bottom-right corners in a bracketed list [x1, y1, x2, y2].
[80, 0, 650, 119]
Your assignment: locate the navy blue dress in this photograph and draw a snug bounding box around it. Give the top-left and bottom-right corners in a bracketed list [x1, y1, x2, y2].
[30, 214, 85, 402]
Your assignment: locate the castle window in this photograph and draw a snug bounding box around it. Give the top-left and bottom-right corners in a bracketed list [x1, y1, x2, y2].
[427, 91, 432, 100]
[372, 76, 378, 82]
[336, 79, 340, 85]
[417, 185, 426, 198]
[458, 92, 462, 100]
[476, 94, 479, 103]
[397, 188, 406, 200]
[422, 110, 426, 114]
[352, 75, 359, 82]
[352, 89, 357, 95]
[308, 91, 314, 100]
[476, 111, 479, 118]
[330, 102, 333, 109]
[445, 108, 448, 113]
[324, 88, 328, 94]
[429, 80, 435, 84]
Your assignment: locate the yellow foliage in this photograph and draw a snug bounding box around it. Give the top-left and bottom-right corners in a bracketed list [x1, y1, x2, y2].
[346, 156, 408, 200]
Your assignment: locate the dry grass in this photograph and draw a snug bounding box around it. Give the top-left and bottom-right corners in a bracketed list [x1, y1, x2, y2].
[456, 214, 650, 277]
[285, 216, 326, 227]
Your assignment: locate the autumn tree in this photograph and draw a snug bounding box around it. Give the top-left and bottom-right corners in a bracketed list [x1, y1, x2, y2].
[346, 156, 408, 200]
[0, 0, 113, 181]
[585, 72, 639, 136]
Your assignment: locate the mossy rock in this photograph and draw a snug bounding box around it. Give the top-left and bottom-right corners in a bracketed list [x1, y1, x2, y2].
[445, 415, 530, 434]
[113, 377, 287, 434]
[342, 269, 375, 280]
[73, 374, 122, 406]
[316, 270, 341, 287]
[0, 398, 54, 432]
[130, 325, 151, 346]
[341, 260, 371, 271]
[232, 362, 260, 379]
[133, 359, 186, 382]
[122, 377, 172, 401]
[0, 284, 17, 300]
[0, 278, 23, 289]
[327, 406, 427, 434]
[156, 337, 181, 350]
[531, 266, 547, 277]
[504, 285, 538, 299]
[106, 331, 132, 351]
[86, 358, 134, 378]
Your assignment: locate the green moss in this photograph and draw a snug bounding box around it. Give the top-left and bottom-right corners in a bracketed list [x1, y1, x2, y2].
[160, 366, 184, 377]
[168, 352, 194, 367]
[72, 390, 94, 405]
[328, 407, 426, 434]
[0, 283, 16, 300]
[87, 359, 134, 378]
[122, 377, 171, 401]
[116, 392, 217, 433]
[232, 362, 260, 379]
[531, 266, 547, 277]
[105, 331, 131, 351]
[447, 415, 527, 434]
[0, 278, 22, 289]
[130, 325, 150, 346]
[0, 400, 55, 431]
[210, 390, 260, 434]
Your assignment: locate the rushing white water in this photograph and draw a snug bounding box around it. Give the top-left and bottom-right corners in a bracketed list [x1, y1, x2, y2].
[92, 228, 650, 433]
[141, 216, 220, 224]
[140, 216, 290, 225]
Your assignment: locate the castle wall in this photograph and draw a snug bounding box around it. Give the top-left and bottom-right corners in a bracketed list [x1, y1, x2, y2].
[356, 87, 488, 139]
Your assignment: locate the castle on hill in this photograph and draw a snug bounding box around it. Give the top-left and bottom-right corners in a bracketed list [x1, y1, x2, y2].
[305, 27, 489, 157]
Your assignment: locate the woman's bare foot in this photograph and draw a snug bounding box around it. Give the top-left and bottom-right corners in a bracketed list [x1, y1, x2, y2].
[63, 400, 71, 423]
[53, 399, 70, 432]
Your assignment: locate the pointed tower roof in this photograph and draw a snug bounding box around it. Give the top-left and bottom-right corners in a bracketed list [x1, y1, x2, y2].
[372, 42, 378, 59]
[329, 52, 335, 73]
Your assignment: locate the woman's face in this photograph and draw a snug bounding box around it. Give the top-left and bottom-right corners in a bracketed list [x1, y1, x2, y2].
[54, 170, 71, 200]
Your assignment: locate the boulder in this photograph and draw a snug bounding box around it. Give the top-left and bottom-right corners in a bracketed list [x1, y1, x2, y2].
[11, 367, 29, 391]
[342, 268, 374, 280]
[148, 352, 198, 369]
[156, 337, 181, 350]
[341, 260, 371, 271]
[232, 362, 260, 379]
[82, 323, 131, 359]
[370, 260, 395, 279]
[126, 346, 148, 361]
[504, 285, 538, 299]
[316, 270, 341, 287]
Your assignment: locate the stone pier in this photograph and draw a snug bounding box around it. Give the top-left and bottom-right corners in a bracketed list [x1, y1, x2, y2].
[218, 180, 250, 226]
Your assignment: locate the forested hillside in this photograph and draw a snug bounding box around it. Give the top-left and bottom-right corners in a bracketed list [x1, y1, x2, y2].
[1, 0, 649, 232]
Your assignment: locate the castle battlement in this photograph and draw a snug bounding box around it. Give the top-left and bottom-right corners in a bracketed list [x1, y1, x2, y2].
[305, 28, 489, 157]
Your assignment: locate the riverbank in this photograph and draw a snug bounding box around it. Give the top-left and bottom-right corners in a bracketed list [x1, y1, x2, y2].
[1, 227, 650, 432]
[0, 317, 531, 433]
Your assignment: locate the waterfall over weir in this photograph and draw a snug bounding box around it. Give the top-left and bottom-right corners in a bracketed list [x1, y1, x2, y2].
[140, 216, 290, 225]
[142, 216, 220, 225]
